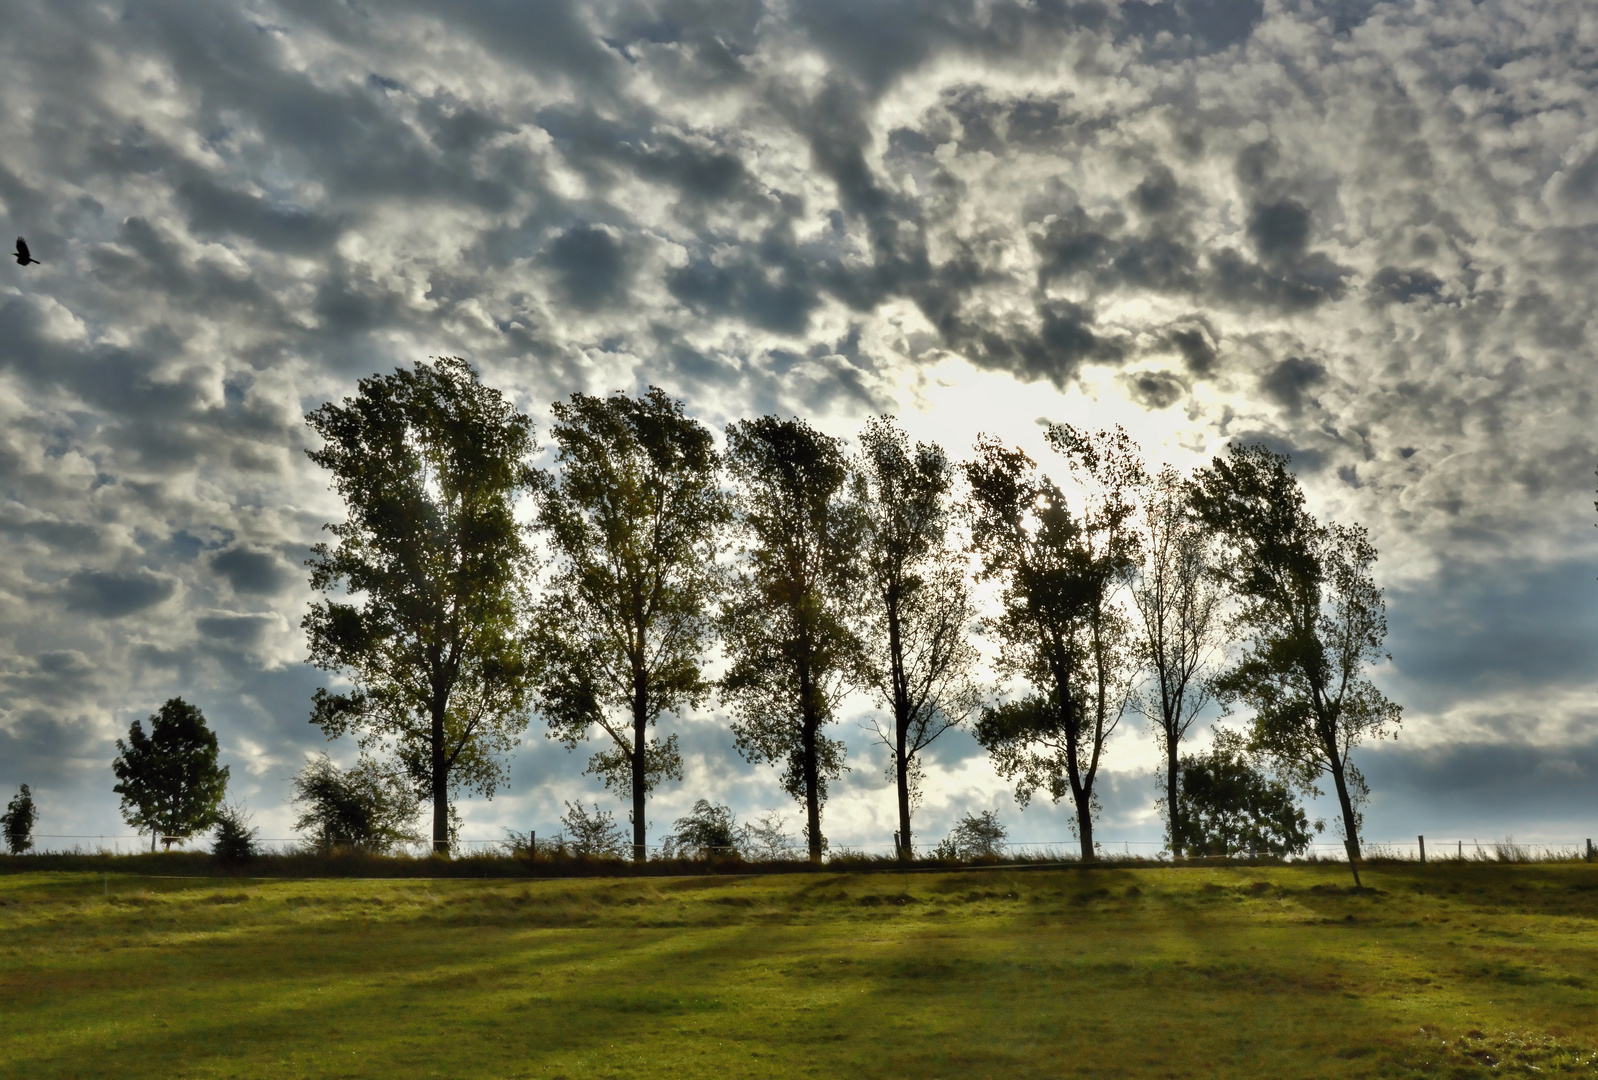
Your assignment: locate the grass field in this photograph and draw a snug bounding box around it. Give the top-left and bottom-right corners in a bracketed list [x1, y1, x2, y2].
[2, 862, 1596, 1078]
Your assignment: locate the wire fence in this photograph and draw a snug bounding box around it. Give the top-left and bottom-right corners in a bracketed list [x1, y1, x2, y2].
[18, 832, 1596, 864]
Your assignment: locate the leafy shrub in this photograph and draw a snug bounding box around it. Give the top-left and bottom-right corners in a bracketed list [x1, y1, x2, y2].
[661, 799, 740, 859]
[1177, 730, 1317, 857]
[740, 810, 800, 861]
[1, 784, 36, 854]
[936, 810, 1007, 860]
[291, 755, 422, 853]
[559, 801, 627, 858]
[211, 802, 258, 862]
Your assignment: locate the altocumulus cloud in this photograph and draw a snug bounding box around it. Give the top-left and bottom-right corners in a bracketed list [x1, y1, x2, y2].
[0, 0, 1595, 849]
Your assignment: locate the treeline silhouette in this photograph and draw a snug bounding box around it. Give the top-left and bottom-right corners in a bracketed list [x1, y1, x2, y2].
[2, 357, 1403, 868]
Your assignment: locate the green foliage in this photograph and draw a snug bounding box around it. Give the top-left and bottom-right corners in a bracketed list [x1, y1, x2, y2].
[737, 810, 800, 861]
[935, 810, 1008, 859]
[966, 427, 1143, 858]
[1189, 444, 1401, 856]
[662, 799, 739, 859]
[853, 416, 980, 856]
[1175, 731, 1318, 857]
[720, 416, 865, 861]
[557, 801, 626, 858]
[111, 698, 229, 849]
[1, 784, 35, 855]
[533, 388, 726, 860]
[303, 357, 540, 853]
[210, 802, 259, 863]
[291, 755, 422, 853]
[1129, 465, 1226, 856]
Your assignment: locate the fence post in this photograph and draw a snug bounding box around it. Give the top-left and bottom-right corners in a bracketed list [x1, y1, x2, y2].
[1586, 839, 1594, 863]
[530, 831, 536, 860]
[1418, 835, 1426, 864]
[1457, 840, 1463, 859]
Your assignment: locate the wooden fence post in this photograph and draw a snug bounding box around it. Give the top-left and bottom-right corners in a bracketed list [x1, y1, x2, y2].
[1418, 835, 1426, 864]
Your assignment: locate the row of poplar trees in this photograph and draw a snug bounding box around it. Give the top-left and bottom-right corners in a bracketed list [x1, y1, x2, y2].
[304, 358, 1400, 861]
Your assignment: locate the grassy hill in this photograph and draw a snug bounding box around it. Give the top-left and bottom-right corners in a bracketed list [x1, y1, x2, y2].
[2, 862, 1595, 1078]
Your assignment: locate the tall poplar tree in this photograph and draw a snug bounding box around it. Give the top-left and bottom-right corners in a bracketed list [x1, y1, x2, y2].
[720, 416, 863, 862]
[303, 358, 539, 854]
[967, 427, 1142, 860]
[533, 388, 727, 861]
[853, 416, 980, 857]
[1189, 443, 1401, 858]
[1130, 465, 1226, 856]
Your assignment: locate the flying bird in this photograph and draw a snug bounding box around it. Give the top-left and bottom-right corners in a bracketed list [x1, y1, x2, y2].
[14, 238, 40, 266]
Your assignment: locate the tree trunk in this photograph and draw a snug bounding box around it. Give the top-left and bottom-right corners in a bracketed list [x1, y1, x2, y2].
[431, 704, 449, 855]
[895, 726, 912, 859]
[631, 683, 648, 862]
[1075, 788, 1095, 861]
[1166, 737, 1181, 858]
[803, 717, 822, 863]
[1327, 747, 1361, 860]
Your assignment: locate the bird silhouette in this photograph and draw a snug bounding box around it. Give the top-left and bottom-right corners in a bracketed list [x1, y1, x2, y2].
[14, 238, 40, 266]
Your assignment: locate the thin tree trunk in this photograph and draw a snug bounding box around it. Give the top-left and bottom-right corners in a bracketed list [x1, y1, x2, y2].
[1076, 789, 1095, 861]
[1166, 735, 1180, 857]
[803, 718, 821, 863]
[631, 684, 648, 862]
[431, 704, 449, 855]
[896, 726, 911, 858]
[1327, 746, 1361, 860]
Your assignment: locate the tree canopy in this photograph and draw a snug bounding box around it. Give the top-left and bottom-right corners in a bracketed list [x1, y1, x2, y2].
[720, 416, 864, 862]
[303, 357, 539, 853]
[112, 698, 229, 851]
[1190, 443, 1401, 858]
[533, 388, 727, 861]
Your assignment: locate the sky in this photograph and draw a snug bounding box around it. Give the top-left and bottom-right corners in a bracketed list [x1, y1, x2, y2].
[1, 0, 1595, 856]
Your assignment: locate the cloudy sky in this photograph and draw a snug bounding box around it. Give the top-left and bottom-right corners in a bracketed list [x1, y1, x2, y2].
[1, 0, 1595, 855]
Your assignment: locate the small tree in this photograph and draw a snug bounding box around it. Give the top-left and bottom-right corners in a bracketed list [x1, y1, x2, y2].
[291, 755, 422, 853]
[1130, 465, 1227, 857]
[738, 810, 799, 861]
[559, 801, 627, 858]
[853, 416, 981, 858]
[1189, 444, 1401, 858]
[935, 810, 1008, 860]
[1177, 730, 1318, 857]
[533, 388, 727, 861]
[112, 698, 229, 851]
[211, 802, 259, 863]
[720, 416, 864, 862]
[304, 358, 540, 854]
[967, 428, 1143, 860]
[662, 799, 739, 859]
[1, 784, 36, 855]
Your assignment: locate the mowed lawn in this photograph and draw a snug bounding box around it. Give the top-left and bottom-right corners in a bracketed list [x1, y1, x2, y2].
[2, 863, 1596, 1078]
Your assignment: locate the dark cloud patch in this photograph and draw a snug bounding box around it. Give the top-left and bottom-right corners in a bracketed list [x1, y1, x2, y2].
[1123, 370, 1186, 409]
[1386, 558, 1598, 703]
[943, 300, 1122, 389]
[1033, 208, 1202, 294]
[669, 248, 821, 336]
[1259, 356, 1327, 416]
[175, 176, 345, 254]
[195, 612, 275, 649]
[1165, 320, 1220, 375]
[545, 225, 630, 311]
[1132, 165, 1181, 215]
[60, 569, 176, 618]
[210, 547, 291, 596]
[1207, 248, 1351, 312]
[1247, 199, 1312, 262]
[1120, 0, 1266, 54]
[1369, 266, 1445, 304]
[1356, 740, 1598, 838]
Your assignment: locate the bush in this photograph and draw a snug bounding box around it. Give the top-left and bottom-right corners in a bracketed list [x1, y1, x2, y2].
[2, 784, 36, 854]
[559, 801, 627, 858]
[739, 810, 800, 861]
[291, 756, 422, 853]
[1177, 730, 1317, 857]
[211, 802, 258, 862]
[936, 810, 1007, 860]
[662, 800, 740, 859]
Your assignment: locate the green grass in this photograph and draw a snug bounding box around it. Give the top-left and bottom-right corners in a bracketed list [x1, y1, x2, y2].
[2, 863, 1596, 1078]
